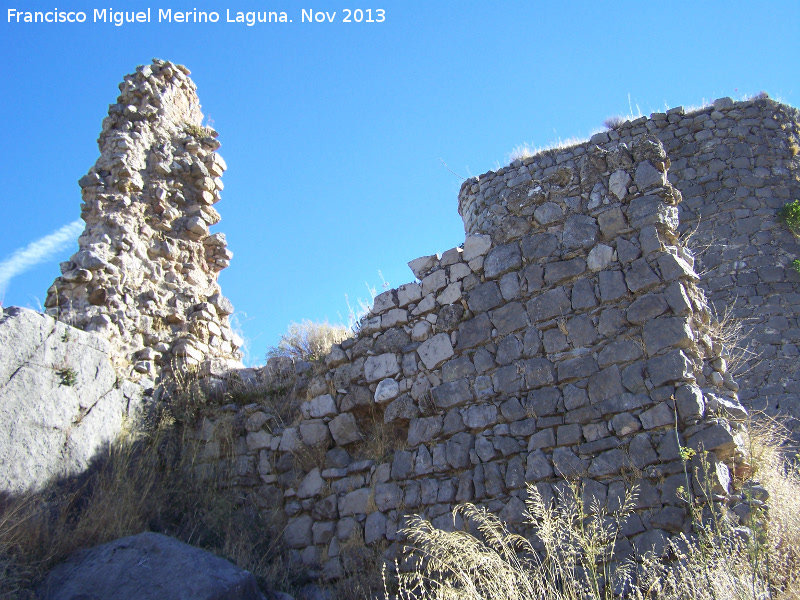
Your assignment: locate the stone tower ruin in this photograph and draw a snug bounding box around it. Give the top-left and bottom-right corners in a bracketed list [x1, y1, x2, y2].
[45, 60, 242, 379]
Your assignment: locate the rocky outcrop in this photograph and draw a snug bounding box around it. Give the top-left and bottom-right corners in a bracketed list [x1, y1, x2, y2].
[0, 307, 143, 495]
[44, 59, 242, 380]
[38, 532, 266, 600]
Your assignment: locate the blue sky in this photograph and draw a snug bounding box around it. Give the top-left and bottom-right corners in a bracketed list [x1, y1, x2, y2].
[1, 1, 797, 365]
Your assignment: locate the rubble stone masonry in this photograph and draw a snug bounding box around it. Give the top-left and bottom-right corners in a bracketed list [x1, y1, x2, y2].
[45, 59, 242, 380]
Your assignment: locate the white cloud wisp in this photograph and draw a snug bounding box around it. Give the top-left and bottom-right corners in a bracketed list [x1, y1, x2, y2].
[0, 220, 84, 297]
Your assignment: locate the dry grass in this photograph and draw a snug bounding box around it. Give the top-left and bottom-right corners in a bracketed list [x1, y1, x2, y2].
[267, 319, 350, 363]
[635, 420, 800, 600]
[385, 417, 800, 600]
[0, 399, 293, 599]
[386, 482, 637, 600]
[706, 300, 758, 377]
[506, 138, 588, 166]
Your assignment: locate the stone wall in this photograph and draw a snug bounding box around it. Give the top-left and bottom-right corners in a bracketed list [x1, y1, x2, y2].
[39, 61, 798, 580]
[45, 59, 242, 382]
[462, 95, 800, 431]
[191, 127, 766, 580]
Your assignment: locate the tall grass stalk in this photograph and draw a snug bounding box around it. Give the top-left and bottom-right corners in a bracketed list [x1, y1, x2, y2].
[385, 418, 800, 600]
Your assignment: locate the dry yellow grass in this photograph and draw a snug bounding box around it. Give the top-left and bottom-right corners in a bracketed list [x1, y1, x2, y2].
[385, 417, 800, 600]
[0, 409, 291, 599]
[267, 319, 350, 363]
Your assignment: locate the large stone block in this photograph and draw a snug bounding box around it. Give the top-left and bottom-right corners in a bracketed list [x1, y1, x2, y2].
[417, 332, 455, 370]
[364, 353, 401, 382]
[38, 533, 266, 600]
[527, 287, 571, 322]
[484, 243, 522, 279]
[456, 313, 493, 350]
[328, 413, 362, 446]
[432, 378, 473, 409]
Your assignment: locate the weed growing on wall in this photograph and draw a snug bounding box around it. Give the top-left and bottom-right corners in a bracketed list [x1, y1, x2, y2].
[778, 200, 800, 234]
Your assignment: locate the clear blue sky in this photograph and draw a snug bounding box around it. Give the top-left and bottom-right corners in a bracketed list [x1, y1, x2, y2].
[1, 1, 797, 365]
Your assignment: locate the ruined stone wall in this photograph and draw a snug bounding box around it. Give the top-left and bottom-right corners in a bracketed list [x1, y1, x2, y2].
[621, 98, 799, 427]
[191, 127, 761, 580]
[45, 60, 242, 381]
[52, 63, 796, 580]
[463, 96, 800, 430]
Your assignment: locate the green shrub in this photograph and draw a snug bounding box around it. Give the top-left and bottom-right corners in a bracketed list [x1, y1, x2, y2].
[778, 200, 800, 233]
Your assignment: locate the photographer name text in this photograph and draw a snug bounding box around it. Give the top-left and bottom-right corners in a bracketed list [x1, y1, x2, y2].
[7, 7, 385, 26]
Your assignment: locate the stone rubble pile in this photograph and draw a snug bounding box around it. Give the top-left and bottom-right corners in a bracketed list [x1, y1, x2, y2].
[44, 59, 242, 380]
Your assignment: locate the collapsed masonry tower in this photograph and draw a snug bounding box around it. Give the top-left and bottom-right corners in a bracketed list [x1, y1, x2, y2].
[45, 59, 242, 378]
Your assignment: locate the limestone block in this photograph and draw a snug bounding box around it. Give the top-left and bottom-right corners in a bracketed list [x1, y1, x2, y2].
[364, 353, 401, 382]
[526, 449, 554, 481]
[408, 416, 443, 446]
[461, 404, 498, 430]
[639, 402, 675, 430]
[449, 262, 472, 281]
[562, 215, 598, 250]
[527, 287, 571, 322]
[408, 255, 439, 279]
[285, 515, 314, 549]
[279, 427, 302, 452]
[483, 243, 522, 279]
[299, 420, 332, 447]
[421, 269, 447, 296]
[462, 234, 492, 261]
[328, 413, 362, 446]
[246, 430, 272, 451]
[374, 482, 402, 511]
[397, 282, 422, 307]
[545, 258, 587, 285]
[598, 339, 644, 368]
[657, 252, 699, 282]
[643, 317, 693, 356]
[0, 308, 143, 495]
[297, 468, 326, 499]
[627, 195, 678, 232]
[306, 394, 338, 418]
[364, 511, 387, 545]
[587, 245, 614, 272]
[432, 378, 473, 409]
[437, 282, 462, 305]
[534, 202, 563, 226]
[609, 169, 631, 200]
[383, 394, 419, 424]
[626, 293, 669, 324]
[552, 447, 587, 478]
[467, 281, 503, 313]
[372, 290, 397, 314]
[687, 423, 742, 459]
[634, 161, 666, 190]
[417, 332, 454, 369]
[186, 215, 209, 236]
[647, 349, 694, 387]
